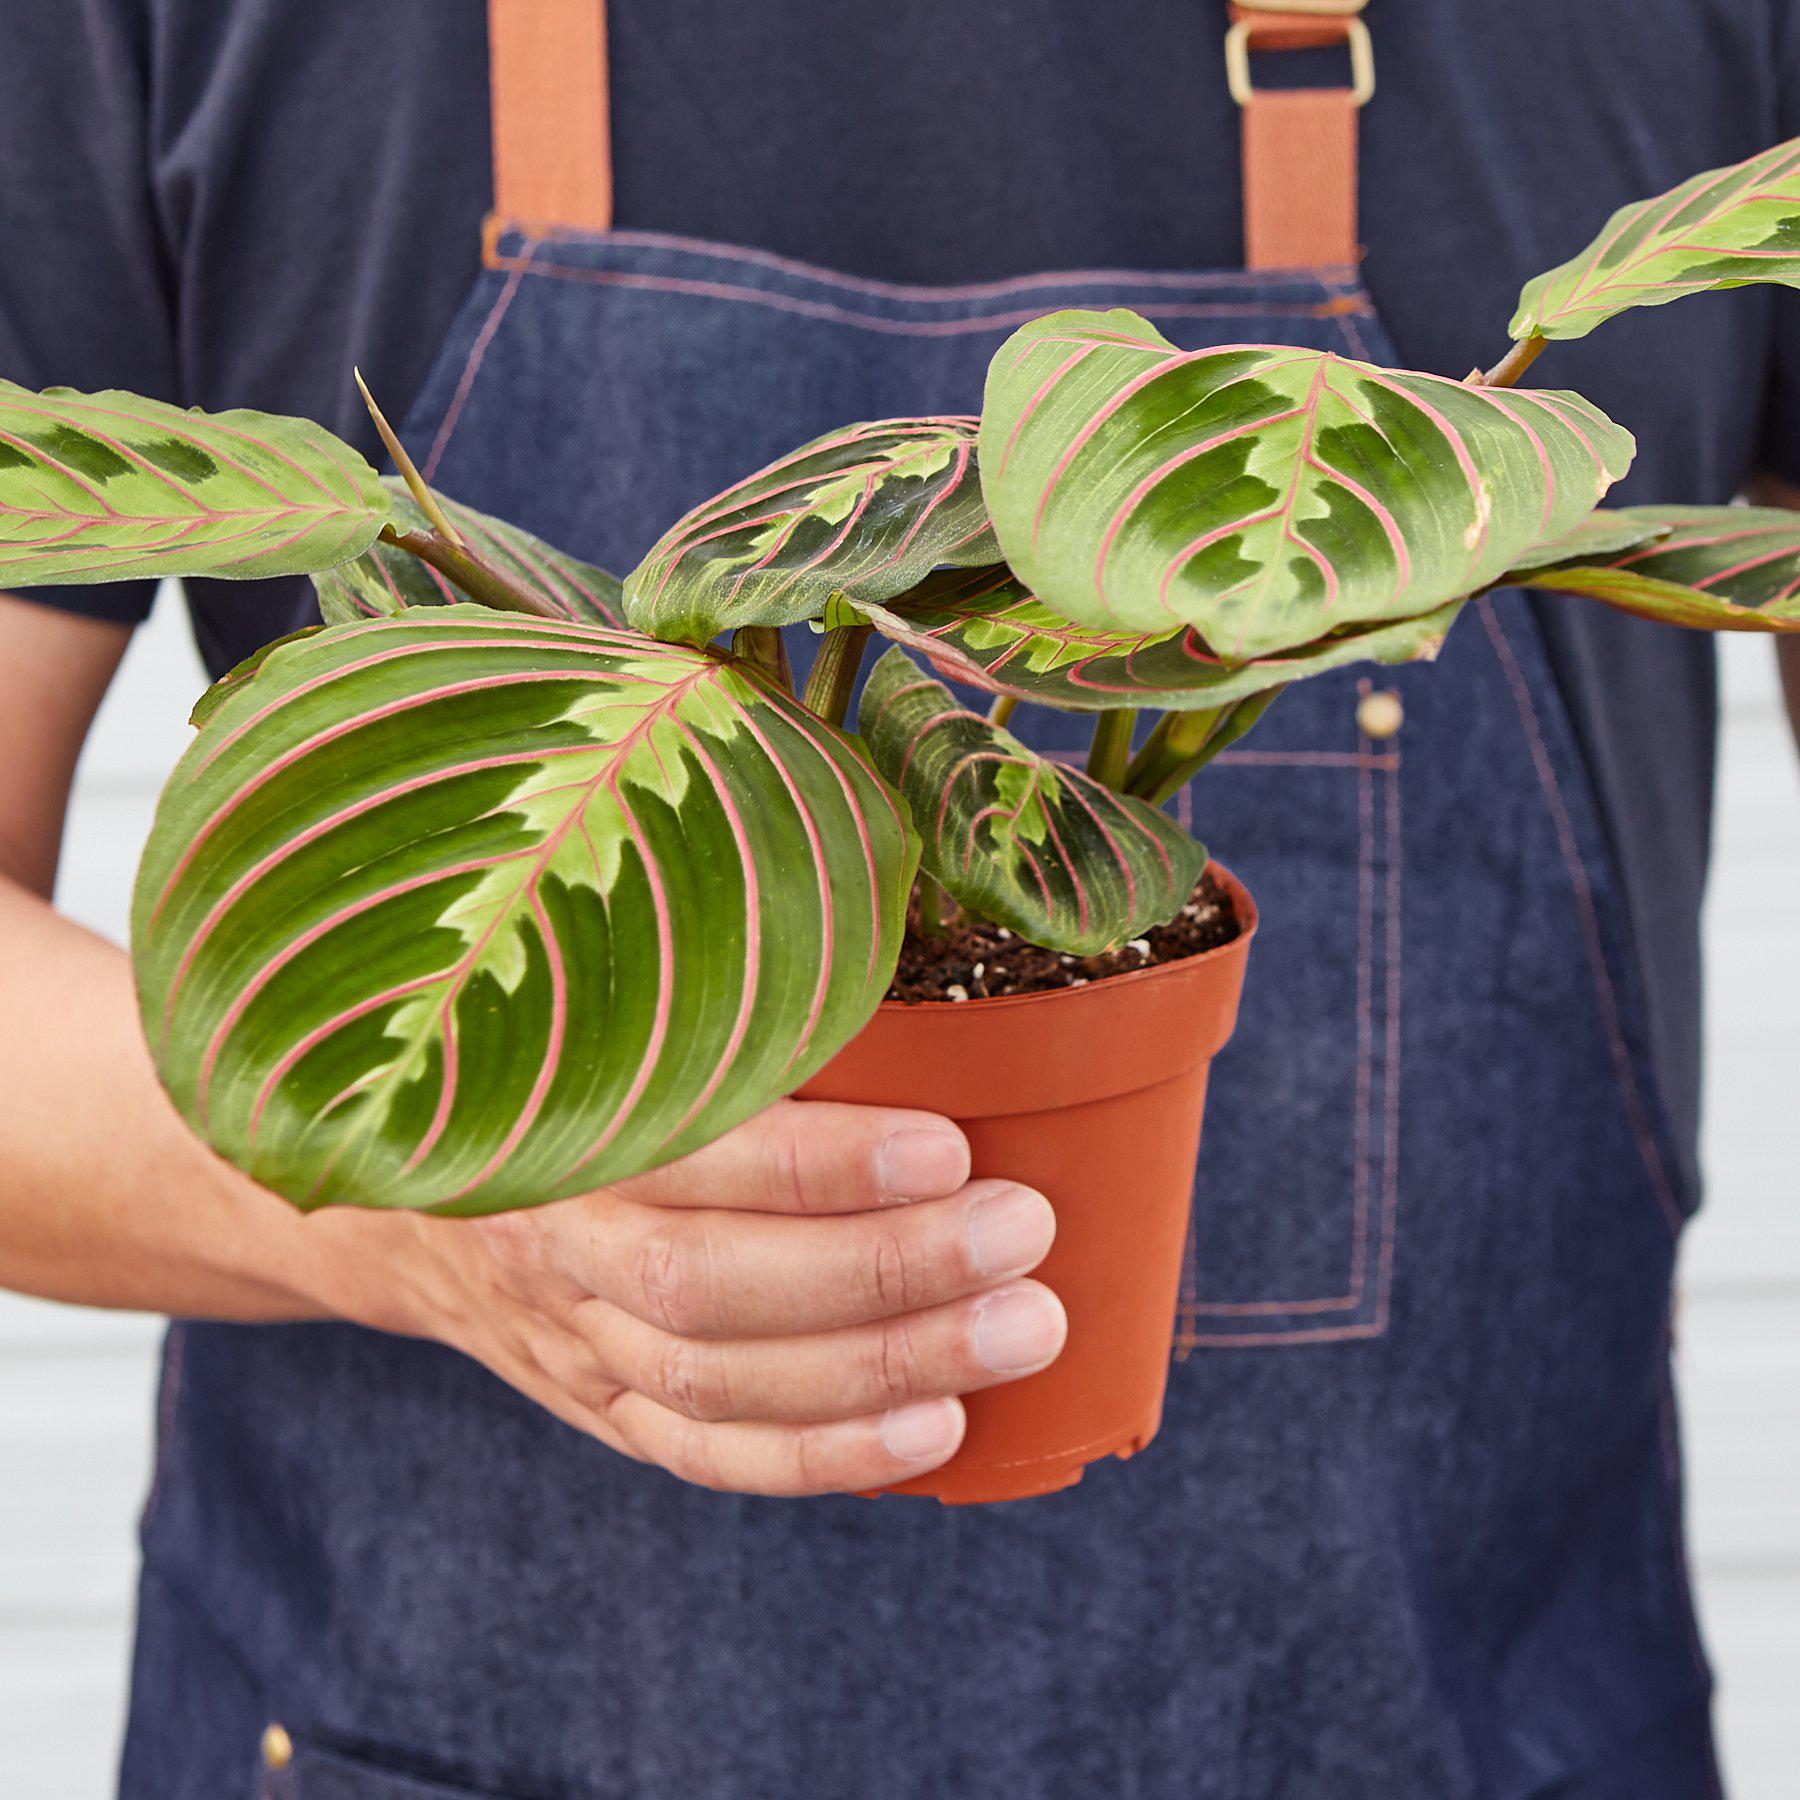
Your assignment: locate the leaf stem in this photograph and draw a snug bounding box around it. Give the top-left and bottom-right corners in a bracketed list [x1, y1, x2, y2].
[988, 694, 1018, 728]
[1127, 691, 1285, 805]
[1124, 707, 1219, 799]
[731, 625, 794, 694]
[800, 623, 873, 726]
[1476, 334, 1547, 389]
[1084, 708, 1137, 790]
[358, 375, 565, 625]
[916, 872, 948, 938]
[380, 525, 562, 619]
[355, 369, 466, 547]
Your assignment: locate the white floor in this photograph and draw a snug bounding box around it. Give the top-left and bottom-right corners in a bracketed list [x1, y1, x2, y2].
[1, 602, 1796, 1796]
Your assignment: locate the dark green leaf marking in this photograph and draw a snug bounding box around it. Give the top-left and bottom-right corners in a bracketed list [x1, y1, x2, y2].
[1519, 504, 1800, 632]
[0, 381, 393, 586]
[624, 417, 998, 642]
[136, 608, 918, 1215]
[1511, 138, 1800, 341]
[860, 645, 1205, 955]
[979, 310, 1632, 660]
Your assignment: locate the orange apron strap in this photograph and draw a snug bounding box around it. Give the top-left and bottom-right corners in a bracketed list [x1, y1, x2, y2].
[1226, 1, 1374, 269]
[488, 0, 614, 235]
[484, 1, 1366, 262]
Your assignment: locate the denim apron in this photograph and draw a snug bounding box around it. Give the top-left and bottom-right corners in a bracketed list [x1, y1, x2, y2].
[119, 5, 1723, 1796]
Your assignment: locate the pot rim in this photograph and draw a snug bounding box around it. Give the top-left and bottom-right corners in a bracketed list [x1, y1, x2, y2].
[873, 858, 1259, 1018]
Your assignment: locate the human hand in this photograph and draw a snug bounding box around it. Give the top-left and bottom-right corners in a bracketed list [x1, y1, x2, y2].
[305, 1099, 1065, 1496]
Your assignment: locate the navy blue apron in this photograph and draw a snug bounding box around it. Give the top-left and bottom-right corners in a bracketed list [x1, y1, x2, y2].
[119, 5, 1722, 1795]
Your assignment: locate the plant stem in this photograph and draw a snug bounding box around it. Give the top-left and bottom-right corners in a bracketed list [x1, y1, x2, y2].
[1124, 707, 1220, 799]
[988, 694, 1018, 728]
[355, 369, 466, 547]
[731, 626, 794, 693]
[800, 623, 873, 725]
[1136, 745, 1222, 808]
[916, 872, 947, 938]
[1128, 691, 1285, 805]
[1084, 708, 1137, 789]
[1477, 334, 1547, 389]
[380, 525, 563, 619]
[360, 368, 564, 623]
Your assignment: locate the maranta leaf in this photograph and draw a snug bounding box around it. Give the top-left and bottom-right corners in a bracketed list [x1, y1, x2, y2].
[978, 309, 1632, 660]
[859, 645, 1206, 956]
[134, 608, 918, 1215]
[1519, 504, 1800, 632]
[314, 479, 622, 626]
[862, 565, 1461, 711]
[0, 382, 389, 585]
[623, 417, 997, 643]
[1511, 139, 1800, 341]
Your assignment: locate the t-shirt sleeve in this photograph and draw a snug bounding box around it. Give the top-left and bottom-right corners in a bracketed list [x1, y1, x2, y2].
[0, 0, 178, 625]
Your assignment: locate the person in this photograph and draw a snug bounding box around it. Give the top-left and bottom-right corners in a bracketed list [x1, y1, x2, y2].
[2, 3, 1797, 1795]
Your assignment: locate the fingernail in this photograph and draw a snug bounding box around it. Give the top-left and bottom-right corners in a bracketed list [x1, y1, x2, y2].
[880, 1398, 963, 1462]
[973, 1285, 1066, 1375]
[965, 1183, 1055, 1279]
[877, 1127, 969, 1202]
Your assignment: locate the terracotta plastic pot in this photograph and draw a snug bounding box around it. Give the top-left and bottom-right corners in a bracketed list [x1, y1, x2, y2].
[797, 863, 1258, 1505]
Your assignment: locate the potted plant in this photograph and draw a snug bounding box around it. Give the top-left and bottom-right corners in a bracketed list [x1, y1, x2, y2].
[3, 137, 1797, 1502]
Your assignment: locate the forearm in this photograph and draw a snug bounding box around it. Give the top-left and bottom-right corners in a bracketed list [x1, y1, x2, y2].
[1781, 639, 1800, 754]
[0, 874, 346, 1320]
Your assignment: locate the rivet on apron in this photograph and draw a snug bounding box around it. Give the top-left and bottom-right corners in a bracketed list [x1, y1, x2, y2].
[260, 1723, 294, 1770]
[1356, 689, 1404, 740]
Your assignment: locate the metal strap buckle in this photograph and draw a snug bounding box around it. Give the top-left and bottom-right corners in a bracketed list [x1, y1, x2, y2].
[1225, 10, 1376, 109]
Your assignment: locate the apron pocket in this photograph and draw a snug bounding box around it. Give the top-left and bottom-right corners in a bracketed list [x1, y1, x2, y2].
[1171, 674, 1402, 1350]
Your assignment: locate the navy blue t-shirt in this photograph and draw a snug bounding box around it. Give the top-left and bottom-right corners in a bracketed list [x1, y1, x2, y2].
[8, 0, 1800, 1174]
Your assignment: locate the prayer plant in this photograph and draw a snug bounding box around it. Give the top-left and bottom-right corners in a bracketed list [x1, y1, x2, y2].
[4, 140, 1800, 1216]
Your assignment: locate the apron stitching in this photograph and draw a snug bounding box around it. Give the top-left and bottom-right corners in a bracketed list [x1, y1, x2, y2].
[1180, 1298, 1382, 1319]
[1179, 745, 1374, 1319]
[1213, 748, 1395, 768]
[422, 239, 540, 481]
[1374, 756, 1404, 1335]
[486, 223, 1364, 299]
[480, 257, 1363, 336]
[1184, 1318, 1385, 1349]
[1175, 723, 1402, 1345]
[1350, 731, 1378, 1298]
[1477, 598, 1684, 1236]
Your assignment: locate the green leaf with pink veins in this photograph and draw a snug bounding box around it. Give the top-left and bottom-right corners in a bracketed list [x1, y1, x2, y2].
[859, 564, 1464, 712]
[0, 381, 391, 585]
[133, 606, 918, 1216]
[622, 416, 998, 643]
[314, 479, 624, 627]
[859, 645, 1207, 956]
[1516, 505, 1800, 633]
[1499, 510, 1671, 574]
[977, 309, 1634, 661]
[1510, 138, 1800, 342]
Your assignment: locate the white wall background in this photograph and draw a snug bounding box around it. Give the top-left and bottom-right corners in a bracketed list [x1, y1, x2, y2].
[1, 600, 1796, 1796]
